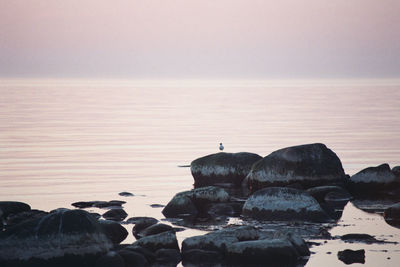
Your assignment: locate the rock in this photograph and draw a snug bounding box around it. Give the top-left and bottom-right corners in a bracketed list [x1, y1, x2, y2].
[123, 246, 156, 264]
[181, 249, 223, 264]
[119, 192, 134, 197]
[4, 209, 48, 228]
[72, 200, 126, 209]
[118, 249, 148, 267]
[138, 223, 174, 239]
[242, 187, 331, 222]
[384, 202, 400, 226]
[150, 204, 164, 208]
[226, 239, 300, 266]
[0, 201, 31, 218]
[102, 208, 128, 221]
[340, 233, 383, 244]
[337, 249, 365, 264]
[307, 186, 352, 204]
[155, 248, 181, 265]
[243, 143, 346, 192]
[133, 231, 179, 252]
[207, 203, 236, 217]
[131, 217, 159, 239]
[0, 209, 112, 266]
[393, 166, 400, 178]
[162, 186, 230, 218]
[191, 152, 262, 187]
[98, 220, 128, 244]
[348, 164, 400, 197]
[95, 251, 125, 267]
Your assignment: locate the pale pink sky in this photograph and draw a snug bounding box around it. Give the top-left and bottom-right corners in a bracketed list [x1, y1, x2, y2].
[1, 0, 399, 78]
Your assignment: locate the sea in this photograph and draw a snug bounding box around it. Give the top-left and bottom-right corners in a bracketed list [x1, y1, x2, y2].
[1, 79, 400, 266]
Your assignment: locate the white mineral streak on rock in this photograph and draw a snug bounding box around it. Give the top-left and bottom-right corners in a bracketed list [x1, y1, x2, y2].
[192, 165, 239, 177]
[247, 169, 335, 183]
[0, 233, 112, 261]
[193, 186, 229, 202]
[351, 171, 397, 183]
[136, 231, 177, 248]
[243, 190, 322, 212]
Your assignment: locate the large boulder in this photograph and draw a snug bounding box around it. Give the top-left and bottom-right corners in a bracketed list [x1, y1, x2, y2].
[132, 231, 179, 252]
[0, 208, 112, 266]
[348, 163, 400, 197]
[384, 202, 400, 227]
[162, 186, 230, 218]
[242, 187, 331, 222]
[243, 143, 346, 192]
[181, 226, 308, 266]
[0, 201, 31, 218]
[98, 220, 128, 244]
[191, 152, 262, 187]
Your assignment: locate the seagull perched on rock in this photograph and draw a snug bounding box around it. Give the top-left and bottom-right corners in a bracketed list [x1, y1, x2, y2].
[219, 143, 224, 151]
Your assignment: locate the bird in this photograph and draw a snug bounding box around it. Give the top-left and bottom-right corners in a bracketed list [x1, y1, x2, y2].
[219, 143, 224, 151]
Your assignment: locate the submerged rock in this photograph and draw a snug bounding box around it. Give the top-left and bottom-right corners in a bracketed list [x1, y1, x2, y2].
[72, 200, 126, 209]
[119, 191, 134, 197]
[243, 143, 346, 192]
[191, 152, 262, 187]
[348, 164, 400, 197]
[340, 233, 385, 244]
[337, 249, 365, 264]
[0, 209, 112, 266]
[242, 187, 331, 222]
[162, 186, 230, 218]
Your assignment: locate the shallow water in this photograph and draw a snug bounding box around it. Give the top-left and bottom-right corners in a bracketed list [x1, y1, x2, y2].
[0, 79, 399, 266]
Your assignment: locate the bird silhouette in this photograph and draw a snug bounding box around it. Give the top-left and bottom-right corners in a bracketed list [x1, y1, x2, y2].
[219, 143, 224, 151]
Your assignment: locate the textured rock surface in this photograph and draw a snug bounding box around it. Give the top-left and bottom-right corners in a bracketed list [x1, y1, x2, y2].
[0, 201, 31, 218]
[384, 203, 400, 226]
[98, 220, 128, 244]
[133, 231, 179, 252]
[191, 152, 262, 187]
[242, 187, 330, 222]
[243, 143, 346, 192]
[337, 249, 365, 264]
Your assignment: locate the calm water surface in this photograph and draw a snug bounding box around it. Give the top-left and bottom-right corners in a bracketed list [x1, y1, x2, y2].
[0, 80, 399, 266]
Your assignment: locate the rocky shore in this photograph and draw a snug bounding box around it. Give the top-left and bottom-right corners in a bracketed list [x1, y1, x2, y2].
[1, 143, 399, 266]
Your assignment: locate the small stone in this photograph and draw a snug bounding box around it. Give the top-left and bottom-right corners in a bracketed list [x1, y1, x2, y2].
[102, 208, 128, 221]
[337, 249, 365, 264]
[119, 192, 134, 197]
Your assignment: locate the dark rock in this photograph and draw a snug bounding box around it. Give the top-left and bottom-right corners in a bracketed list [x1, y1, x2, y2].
[118, 249, 148, 267]
[90, 212, 102, 220]
[384, 202, 400, 226]
[181, 249, 223, 264]
[155, 248, 181, 265]
[72, 200, 126, 209]
[191, 152, 262, 187]
[340, 233, 383, 244]
[0, 201, 31, 218]
[337, 249, 365, 264]
[133, 231, 179, 252]
[150, 204, 165, 208]
[243, 143, 346, 192]
[348, 164, 400, 197]
[98, 220, 128, 244]
[131, 217, 159, 238]
[242, 187, 331, 222]
[307, 186, 352, 204]
[95, 251, 125, 267]
[102, 208, 128, 221]
[123, 246, 156, 264]
[0, 209, 112, 265]
[162, 186, 230, 218]
[207, 203, 236, 217]
[393, 166, 400, 178]
[4, 209, 48, 228]
[119, 192, 134, 197]
[138, 223, 173, 238]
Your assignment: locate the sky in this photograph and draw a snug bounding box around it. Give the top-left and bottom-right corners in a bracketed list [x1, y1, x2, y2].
[1, 0, 400, 79]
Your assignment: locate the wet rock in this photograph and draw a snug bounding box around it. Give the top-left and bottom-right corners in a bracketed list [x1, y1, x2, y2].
[348, 164, 400, 197]
[133, 231, 179, 252]
[4, 209, 48, 228]
[243, 143, 346, 192]
[138, 223, 173, 238]
[0, 209, 112, 266]
[123, 246, 156, 264]
[72, 200, 126, 209]
[95, 251, 125, 267]
[162, 186, 230, 218]
[337, 249, 365, 264]
[182, 249, 223, 264]
[340, 233, 383, 244]
[102, 208, 128, 221]
[118, 249, 148, 267]
[98, 220, 128, 244]
[155, 248, 181, 265]
[207, 203, 236, 217]
[307, 186, 352, 204]
[119, 191, 134, 197]
[90, 212, 102, 220]
[0, 201, 31, 218]
[242, 187, 331, 222]
[131, 217, 159, 239]
[384, 202, 400, 226]
[191, 152, 262, 187]
[150, 204, 165, 208]
[226, 238, 300, 266]
[393, 166, 400, 178]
